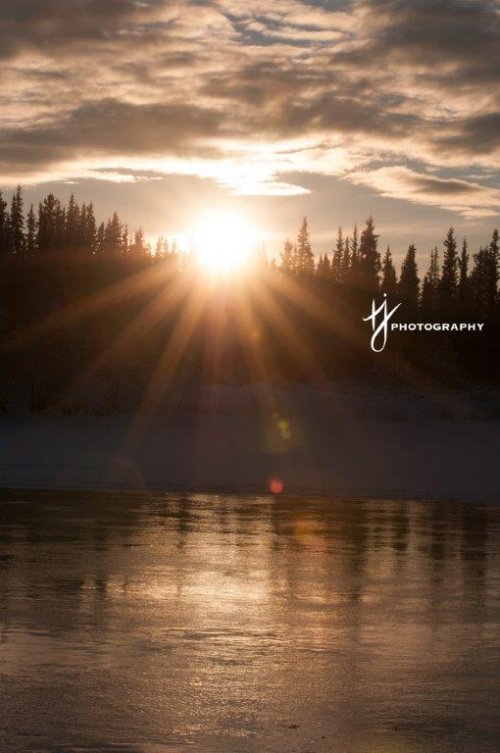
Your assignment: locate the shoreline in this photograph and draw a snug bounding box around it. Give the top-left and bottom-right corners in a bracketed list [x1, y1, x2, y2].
[1, 385, 499, 503]
[0, 485, 498, 506]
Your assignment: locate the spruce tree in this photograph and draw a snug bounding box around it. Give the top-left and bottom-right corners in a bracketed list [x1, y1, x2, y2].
[458, 238, 469, 312]
[280, 239, 294, 272]
[399, 244, 420, 308]
[440, 227, 458, 300]
[10, 185, 25, 255]
[121, 226, 130, 255]
[130, 228, 149, 259]
[26, 204, 37, 255]
[331, 227, 343, 282]
[296, 217, 314, 275]
[95, 222, 106, 256]
[65, 193, 80, 252]
[317, 253, 331, 280]
[470, 245, 497, 320]
[358, 216, 380, 291]
[155, 237, 167, 261]
[104, 212, 122, 256]
[0, 191, 9, 254]
[350, 224, 359, 274]
[37, 194, 59, 253]
[488, 228, 499, 290]
[421, 247, 440, 315]
[83, 203, 97, 255]
[341, 235, 350, 280]
[381, 245, 397, 296]
[54, 199, 66, 251]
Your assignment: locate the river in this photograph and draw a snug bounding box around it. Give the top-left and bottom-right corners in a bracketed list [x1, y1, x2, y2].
[0, 492, 499, 752]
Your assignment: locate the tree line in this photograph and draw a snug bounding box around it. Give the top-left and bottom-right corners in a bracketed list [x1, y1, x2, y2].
[280, 217, 500, 323]
[0, 186, 169, 261]
[0, 187, 499, 410]
[1, 186, 498, 325]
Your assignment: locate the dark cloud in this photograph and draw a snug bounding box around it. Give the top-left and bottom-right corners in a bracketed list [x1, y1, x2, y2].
[0, 99, 225, 170]
[263, 93, 418, 139]
[202, 57, 419, 140]
[344, 0, 500, 84]
[436, 113, 500, 155]
[0, 0, 163, 58]
[403, 173, 494, 196]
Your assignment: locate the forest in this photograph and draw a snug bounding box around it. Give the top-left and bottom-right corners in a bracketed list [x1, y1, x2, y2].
[0, 187, 499, 413]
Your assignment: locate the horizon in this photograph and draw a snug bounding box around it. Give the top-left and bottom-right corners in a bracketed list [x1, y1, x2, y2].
[1, 183, 498, 273]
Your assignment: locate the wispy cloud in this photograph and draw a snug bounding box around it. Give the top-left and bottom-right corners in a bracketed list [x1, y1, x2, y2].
[349, 165, 500, 218]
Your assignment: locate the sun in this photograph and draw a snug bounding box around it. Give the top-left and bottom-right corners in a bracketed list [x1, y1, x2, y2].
[193, 210, 257, 274]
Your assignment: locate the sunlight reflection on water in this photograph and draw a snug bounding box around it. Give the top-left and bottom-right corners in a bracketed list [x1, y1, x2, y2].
[0, 492, 499, 753]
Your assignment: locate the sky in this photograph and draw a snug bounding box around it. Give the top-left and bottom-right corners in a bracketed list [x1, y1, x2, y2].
[1, 0, 499, 264]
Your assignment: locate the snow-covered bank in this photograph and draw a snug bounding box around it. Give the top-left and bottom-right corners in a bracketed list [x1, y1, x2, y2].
[1, 384, 499, 502]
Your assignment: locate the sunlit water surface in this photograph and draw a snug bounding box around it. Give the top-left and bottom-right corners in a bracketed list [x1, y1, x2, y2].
[0, 492, 499, 753]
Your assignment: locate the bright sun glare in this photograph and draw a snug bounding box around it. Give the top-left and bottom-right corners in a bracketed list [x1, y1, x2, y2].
[193, 210, 256, 274]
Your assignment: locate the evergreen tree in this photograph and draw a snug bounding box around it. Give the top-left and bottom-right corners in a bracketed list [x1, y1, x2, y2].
[488, 228, 499, 291]
[37, 194, 59, 253]
[317, 253, 331, 280]
[121, 226, 130, 255]
[26, 204, 37, 255]
[95, 222, 106, 256]
[350, 223, 359, 279]
[54, 199, 66, 250]
[166, 238, 181, 272]
[65, 193, 80, 252]
[458, 238, 469, 311]
[421, 247, 440, 315]
[10, 185, 25, 255]
[280, 239, 294, 272]
[82, 203, 97, 255]
[381, 245, 397, 296]
[129, 228, 149, 259]
[154, 237, 164, 261]
[341, 235, 351, 280]
[440, 227, 458, 300]
[103, 212, 122, 256]
[0, 191, 9, 254]
[358, 216, 380, 291]
[470, 245, 497, 320]
[331, 228, 343, 282]
[399, 243, 420, 307]
[295, 217, 314, 275]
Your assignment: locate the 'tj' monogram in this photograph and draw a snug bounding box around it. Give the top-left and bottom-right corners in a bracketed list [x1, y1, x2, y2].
[363, 295, 402, 353]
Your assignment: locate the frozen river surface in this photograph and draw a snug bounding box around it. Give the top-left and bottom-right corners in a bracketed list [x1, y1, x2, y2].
[0, 492, 499, 752]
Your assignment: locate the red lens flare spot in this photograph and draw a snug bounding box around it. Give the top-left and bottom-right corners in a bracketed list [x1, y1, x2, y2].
[269, 478, 284, 494]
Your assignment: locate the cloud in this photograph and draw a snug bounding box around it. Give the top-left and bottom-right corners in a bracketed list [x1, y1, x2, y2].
[0, 0, 169, 59]
[0, 99, 226, 176]
[0, 0, 498, 216]
[436, 112, 500, 155]
[349, 165, 500, 218]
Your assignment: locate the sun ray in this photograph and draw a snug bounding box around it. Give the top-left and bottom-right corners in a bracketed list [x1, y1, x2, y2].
[52, 277, 188, 412]
[248, 275, 327, 383]
[269, 272, 437, 391]
[110, 279, 210, 468]
[0, 263, 173, 355]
